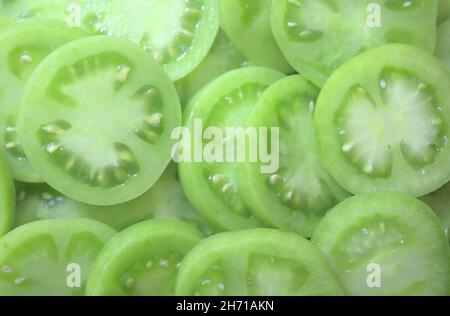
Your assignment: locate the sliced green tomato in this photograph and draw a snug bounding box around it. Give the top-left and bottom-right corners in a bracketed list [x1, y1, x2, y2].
[0, 0, 220, 81]
[0, 218, 116, 295]
[0, 156, 14, 237]
[312, 192, 450, 296]
[175, 30, 249, 107]
[176, 229, 346, 296]
[271, 0, 438, 87]
[421, 182, 450, 243]
[19, 36, 181, 206]
[239, 75, 350, 238]
[219, 0, 293, 74]
[0, 19, 86, 183]
[439, 0, 450, 24]
[436, 19, 450, 70]
[86, 219, 203, 296]
[14, 163, 211, 234]
[178, 67, 284, 231]
[315, 44, 450, 196]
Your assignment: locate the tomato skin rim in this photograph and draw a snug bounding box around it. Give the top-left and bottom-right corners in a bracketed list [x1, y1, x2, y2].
[271, 0, 439, 87]
[315, 43, 450, 197]
[86, 219, 204, 296]
[0, 218, 116, 295]
[311, 191, 450, 296]
[175, 228, 347, 296]
[218, 0, 294, 74]
[0, 0, 221, 82]
[166, 0, 221, 81]
[0, 19, 88, 183]
[178, 67, 285, 231]
[19, 35, 181, 206]
[238, 74, 351, 238]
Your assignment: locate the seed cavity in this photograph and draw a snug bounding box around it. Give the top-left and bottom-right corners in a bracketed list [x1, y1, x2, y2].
[337, 70, 445, 176]
[335, 218, 407, 268]
[135, 1, 204, 66]
[283, 0, 337, 43]
[206, 170, 252, 218]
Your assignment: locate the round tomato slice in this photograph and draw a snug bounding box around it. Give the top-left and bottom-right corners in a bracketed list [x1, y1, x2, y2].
[0, 0, 220, 81]
[0, 156, 14, 238]
[178, 67, 284, 231]
[312, 192, 450, 296]
[176, 229, 346, 296]
[0, 19, 86, 183]
[219, 0, 293, 74]
[315, 44, 450, 196]
[19, 36, 181, 206]
[86, 219, 203, 296]
[271, 0, 438, 86]
[0, 218, 116, 295]
[239, 75, 350, 237]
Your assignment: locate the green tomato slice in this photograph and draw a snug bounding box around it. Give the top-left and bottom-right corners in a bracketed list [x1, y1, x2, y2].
[176, 229, 346, 296]
[239, 75, 350, 238]
[312, 192, 450, 296]
[0, 0, 220, 81]
[14, 163, 211, 234]
[175, 30, 249, 107]
[178, 67, 284, 231]
[86, 219, 203, 296]
[436, 19, 450, 71]
[0, 156, 14, 238]
[315, 44, 450, 196]
[219, 0, 293, 74]
[271, 0, 438, 87]
[0, 19, 86, 183]
[421, 182, 450, 243]
[0, 218, 116, 295]
[19, 36, 181, 206]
